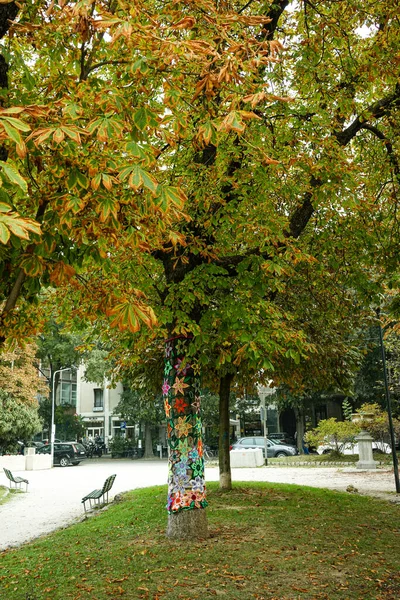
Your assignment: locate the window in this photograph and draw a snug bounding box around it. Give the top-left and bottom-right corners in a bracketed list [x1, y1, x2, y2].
[60, 382, 77, 406]
[93, 389, 104, 411]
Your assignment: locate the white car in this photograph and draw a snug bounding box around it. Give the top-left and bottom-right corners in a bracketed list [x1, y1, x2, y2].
[317, 441, 391, 455]
[317, 442, 392, 455]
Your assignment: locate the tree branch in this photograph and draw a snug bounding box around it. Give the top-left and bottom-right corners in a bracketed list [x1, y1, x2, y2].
[263, 0, 289, 40]
[0, 2, 18, 40]
[360, 123, 400, 185]
[334, 85, 400, 147]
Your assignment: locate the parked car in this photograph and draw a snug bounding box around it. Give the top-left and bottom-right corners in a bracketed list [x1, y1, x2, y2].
[36, 442, 87, 466]
[26, 441, 44, 448]
[269, 432, 296, 446]
[317, 441, 391, 455]
[231, 437, 298, 458]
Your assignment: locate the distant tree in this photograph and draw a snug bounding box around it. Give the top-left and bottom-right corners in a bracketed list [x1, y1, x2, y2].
[116, 387, 164, 458]
[83, 348, 110, 386]
[54, 405, 85, 442]
[36, 318, 83, 435]
[0, 344, 45, 452]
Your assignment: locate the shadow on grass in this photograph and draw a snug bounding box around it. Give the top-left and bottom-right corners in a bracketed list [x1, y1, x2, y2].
[1, 482, 399, 599]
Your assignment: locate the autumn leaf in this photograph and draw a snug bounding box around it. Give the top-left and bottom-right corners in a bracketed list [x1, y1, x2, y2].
[171, 17, 196, 29]
[0, 203, 41, 244]
[50, 262, 76, 286]
[19, 254, 44, 277]
[106, 300, 157, 333]
[219, 111, 246, 134]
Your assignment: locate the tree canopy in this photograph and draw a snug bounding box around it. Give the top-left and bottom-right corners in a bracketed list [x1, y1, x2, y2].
[0, 0, 399, 535]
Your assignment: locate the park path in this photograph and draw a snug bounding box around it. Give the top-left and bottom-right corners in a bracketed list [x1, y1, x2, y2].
[0, 458, 398, 551]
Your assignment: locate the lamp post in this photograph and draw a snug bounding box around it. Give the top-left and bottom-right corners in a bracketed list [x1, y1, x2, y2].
[377, 324, 400, 493]
[258, 384, 275, 466]
[50, 367, 75, 467]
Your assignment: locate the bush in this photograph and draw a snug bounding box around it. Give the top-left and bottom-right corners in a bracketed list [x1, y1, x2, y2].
[305, 418, 359, 454]
[355, 403, 400, 446]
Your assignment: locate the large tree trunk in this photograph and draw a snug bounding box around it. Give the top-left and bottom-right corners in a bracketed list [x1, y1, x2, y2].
[143, 422, 154, 458]
[218, 373, 234, 490]
[163, 337, 208, 539]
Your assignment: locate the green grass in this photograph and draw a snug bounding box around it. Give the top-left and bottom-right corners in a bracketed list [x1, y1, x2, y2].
[0, 485, 10, 505]
[1, 482, 399, 599]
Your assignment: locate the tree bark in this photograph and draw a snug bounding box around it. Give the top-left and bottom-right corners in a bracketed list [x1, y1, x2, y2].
[163, 337, 208, 539]
[167, 505, 208, 540]
[143, 422, 154, 458]
[218, 373, 234, 490]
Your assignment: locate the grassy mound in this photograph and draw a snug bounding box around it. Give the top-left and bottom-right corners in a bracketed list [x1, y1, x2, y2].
[1, 482, 399, 599]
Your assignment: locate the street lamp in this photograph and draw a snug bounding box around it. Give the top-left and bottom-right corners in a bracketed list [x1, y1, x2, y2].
[50, 367, 76, 467]
[377, 324, 400, 494]
[258, 384, 275, 466]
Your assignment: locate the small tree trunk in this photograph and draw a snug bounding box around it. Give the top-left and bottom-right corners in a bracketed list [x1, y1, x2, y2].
[143, 422, 154, 458]
[294, 407, 305, 454]
[163, 337, 208, 539]
[219, 373, 234, 490]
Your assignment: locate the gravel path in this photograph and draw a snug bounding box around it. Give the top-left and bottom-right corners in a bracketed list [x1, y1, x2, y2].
[0, 458, 398, 551]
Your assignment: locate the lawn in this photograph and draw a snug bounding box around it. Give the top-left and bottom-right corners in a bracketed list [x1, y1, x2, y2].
[0, 482, 399, 600]
[0, 485, 9, 505]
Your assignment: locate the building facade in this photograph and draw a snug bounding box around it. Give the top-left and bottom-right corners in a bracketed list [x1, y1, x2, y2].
[75, 365, 125, 442]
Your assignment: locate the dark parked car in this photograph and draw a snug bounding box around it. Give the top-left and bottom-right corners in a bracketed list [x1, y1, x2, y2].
[231, 437, 298, 458]
[269, 432, 296, 446]
[37, 442, 87, 467]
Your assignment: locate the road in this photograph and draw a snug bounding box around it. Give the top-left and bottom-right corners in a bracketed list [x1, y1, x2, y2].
[0, 457, 398, 551]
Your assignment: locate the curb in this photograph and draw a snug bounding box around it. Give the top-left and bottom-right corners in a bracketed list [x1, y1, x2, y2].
[267, 461, 388, 467]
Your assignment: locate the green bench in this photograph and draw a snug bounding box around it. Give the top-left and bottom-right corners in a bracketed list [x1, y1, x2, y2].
[82, 474, 116, 512]
[3, 468, 29, 492]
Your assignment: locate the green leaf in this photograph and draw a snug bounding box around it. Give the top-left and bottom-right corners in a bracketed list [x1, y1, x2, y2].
[65, 195, 85, 214]
[1, 116, 31, 132]
[133, 107, 148, 131]
[140, 169, 158, 194]
[133, 107, 158, 131]
[1, 120, 22, 144]
[162, 185, 186, 208]
[118, 165, 135, 181]
[0, 161, 27, 193]
[68, 168, 88, 190]
[128, 166, 143, 190]
[0, 221, 9, 244]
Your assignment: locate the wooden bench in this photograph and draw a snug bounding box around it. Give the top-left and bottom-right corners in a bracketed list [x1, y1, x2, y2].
[3, 468, 29, 492]
[82, 474, 116, 512]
